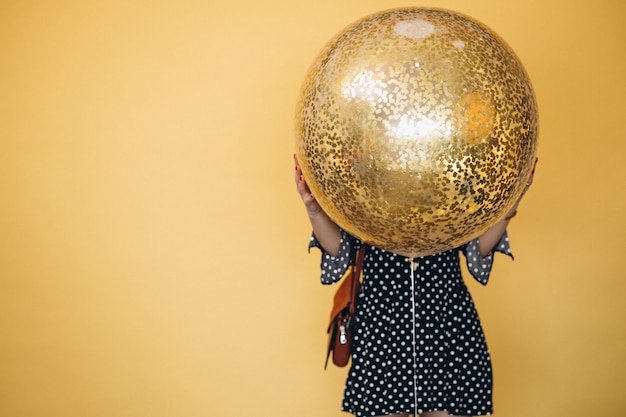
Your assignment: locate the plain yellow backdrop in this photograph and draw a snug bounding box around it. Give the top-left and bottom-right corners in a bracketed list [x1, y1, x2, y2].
[1, 0, 624, 416]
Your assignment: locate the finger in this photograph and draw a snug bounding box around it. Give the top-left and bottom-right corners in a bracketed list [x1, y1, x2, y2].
[296, 172, 313, 200]
[304, 192, 316, 204]
[528, 157, 538, 184]
[524, 157, 538, 190]
[294, 160, 305, 186]
[294, 155, 306, 184]
[299, 176, 307, 194]
[294, 154, 302, 174]
[295, 172, 304, 193]
[294, 165, 301, 184]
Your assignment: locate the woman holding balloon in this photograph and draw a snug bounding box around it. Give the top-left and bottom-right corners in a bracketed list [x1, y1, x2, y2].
[294, 8, 538, 416]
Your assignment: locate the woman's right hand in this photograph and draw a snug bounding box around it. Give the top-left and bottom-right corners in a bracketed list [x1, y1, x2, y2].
[294, 154, 342, 255]
[294, 155, 323, 215]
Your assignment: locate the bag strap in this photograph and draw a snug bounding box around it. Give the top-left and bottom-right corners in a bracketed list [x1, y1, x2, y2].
[327, 245, 367, 327]
[348, 245, 366, 315]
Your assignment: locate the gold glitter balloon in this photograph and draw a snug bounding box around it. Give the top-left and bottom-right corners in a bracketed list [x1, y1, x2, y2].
[295, 7, 538, 258]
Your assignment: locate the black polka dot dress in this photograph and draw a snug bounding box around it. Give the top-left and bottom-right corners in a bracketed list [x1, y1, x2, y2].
[310, 230, 512, 417]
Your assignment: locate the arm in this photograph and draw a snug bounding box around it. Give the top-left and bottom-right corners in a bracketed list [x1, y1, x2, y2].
[477, 217, 512, 257]
[294, 155, 342, 256]
[478, 157, 538, 257]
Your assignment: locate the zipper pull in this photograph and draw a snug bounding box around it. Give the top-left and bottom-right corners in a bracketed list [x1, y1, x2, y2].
[339, 324, 348, 344]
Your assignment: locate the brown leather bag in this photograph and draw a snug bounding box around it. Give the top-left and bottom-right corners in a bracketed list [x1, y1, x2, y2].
[325, 246, 366, 369]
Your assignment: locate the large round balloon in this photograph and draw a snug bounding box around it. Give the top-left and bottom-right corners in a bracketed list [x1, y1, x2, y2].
[295, 7, 538, 258]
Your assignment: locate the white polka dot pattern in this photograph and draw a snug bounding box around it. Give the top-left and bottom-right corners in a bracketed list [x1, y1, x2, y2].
[310, 231, 513, 416]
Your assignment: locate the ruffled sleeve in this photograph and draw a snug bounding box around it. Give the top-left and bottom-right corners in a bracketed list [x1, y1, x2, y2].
[308, 230, 357, 285]
[463, 231, 514, 285]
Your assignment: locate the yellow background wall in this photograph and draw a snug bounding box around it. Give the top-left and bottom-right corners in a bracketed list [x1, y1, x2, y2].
[1, 0, 624, 416]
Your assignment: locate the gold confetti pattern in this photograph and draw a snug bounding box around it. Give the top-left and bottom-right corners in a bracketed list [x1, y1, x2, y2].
[295, 8, 538, 258]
